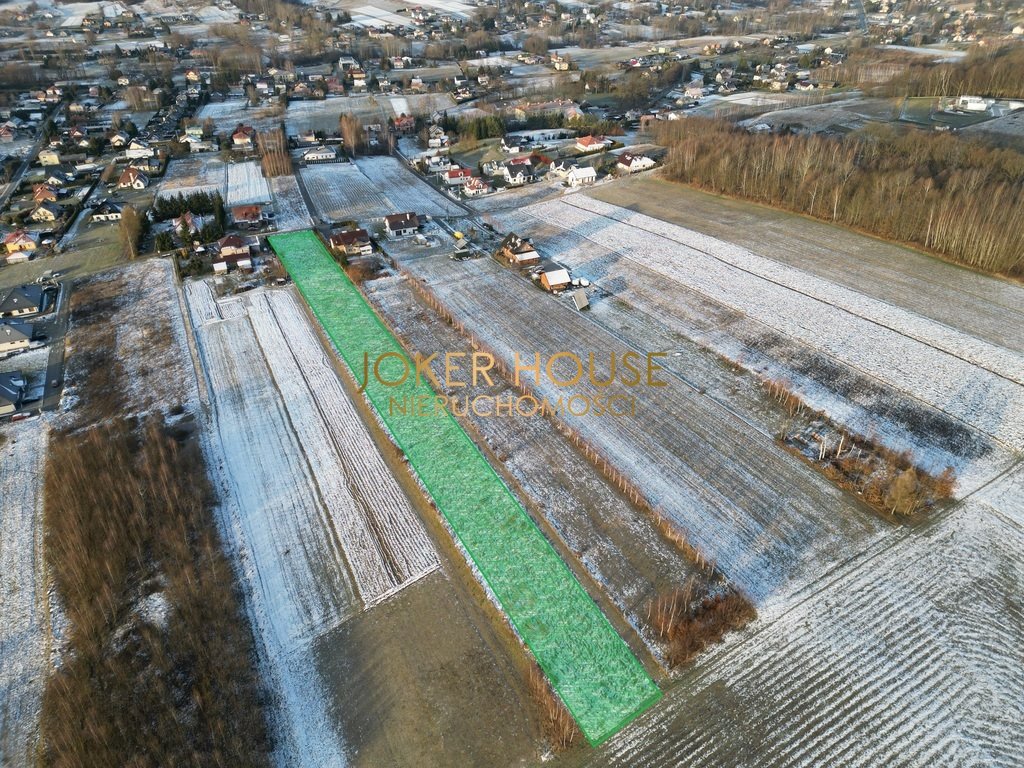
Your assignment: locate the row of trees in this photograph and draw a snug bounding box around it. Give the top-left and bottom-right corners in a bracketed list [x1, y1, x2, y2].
[152, 190, 227, 224]
[877, 45, 1024, 100]
[654, 119, 1024, 276]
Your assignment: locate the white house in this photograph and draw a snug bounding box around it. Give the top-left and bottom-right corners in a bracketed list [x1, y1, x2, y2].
[567, 166, 597, 187]
[617, 153, 656, 174]
[91, 201, 123, 222]
[443, 167, 473, 186]
[385, 212, 419, 237]
[301, 145, 339, 163]
[463, 177, 491, 197]
[125, 138, 153, 159]
[117, 167, 149, 189]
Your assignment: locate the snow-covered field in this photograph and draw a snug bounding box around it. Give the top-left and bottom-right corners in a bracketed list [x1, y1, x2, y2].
[269, 175, 312, 231]
[300, 163, 392, 222]
[160, 157, 271, 207]
[185, 280, 438, 764]
[157, 154, 226, 201]
[492, 195, 1024, 487]
[597, 470, 1024, 766]
[301, 159, 462, 223]
[196, 99, 284, 134]
[394, 252, 891, 611]
[354, 156, 465, 216]
[349, 5, 415, 28]
[0, 420, 49, 767]
[188, 280, 436, 624]
[226, 161, 272, 207]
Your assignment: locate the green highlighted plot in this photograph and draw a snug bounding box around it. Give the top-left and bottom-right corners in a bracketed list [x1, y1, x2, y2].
[269, 230, 660, 745]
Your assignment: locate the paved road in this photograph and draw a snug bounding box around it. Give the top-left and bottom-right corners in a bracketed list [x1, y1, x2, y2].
[0, 106, 58, 213]
[38, 280, 70, 410]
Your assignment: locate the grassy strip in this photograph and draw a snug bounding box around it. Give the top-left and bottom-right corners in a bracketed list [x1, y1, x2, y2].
[270, 229, 661, 746]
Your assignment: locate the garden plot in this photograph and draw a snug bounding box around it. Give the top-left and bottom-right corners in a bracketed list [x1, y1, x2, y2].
[0, 421, 49, 768]
[355, 156, 466, 217]
[300, 163, 392, 222]
[588, 480, 1024, 768]
[58, 258, 199, 422]
[225, 161, 271, 207]
[269, 175, 313, 231]
[190, 310, 350, 765]
[502, 196, 1024, 467]
[393, 252, 891, 611]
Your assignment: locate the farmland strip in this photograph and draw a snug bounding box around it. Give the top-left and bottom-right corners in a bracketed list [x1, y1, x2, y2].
[269, 230, 661, 746]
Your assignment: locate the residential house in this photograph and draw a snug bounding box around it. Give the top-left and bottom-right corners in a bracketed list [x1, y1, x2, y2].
[91, 200, 123, 222]
[427, 125, 449, 149]
[33, 184, 59, 203]
[30, 201, 62, 223]
[108, 130, 130, 148]
[495, 233, 540, 265]
[501, 136, 528, 154]
[297, 129, 318, 145]
[567, 166, 597, 187]
[0, 284, 44, 317]
[425, 154, 454, 174]
[617, 152, 656, 174]
[328, 228, 372, 257]
[38, 148, 61, 166]
[212, 235, 253, 273]
[0, 371, 26, 415]
[3, 231, 37, 259]
[463, 177, 491, 197]
[384, 212, 419, 237]
[231, 125, 257, 151]
[46, 167, 75, 187]
[0, 323, 31, 355]
[549, 159, 577, 178]
[130, 156, 162, 175]
[172, 211, 202, 234]
[503, 156, 539, 186]
[575, 135, 611, 153]
[443, 167, 473, 186]
[118, 167, 149, 189]
[230, 205, 264, 228]
[125, 138, 153, 159]
[393, 114, 416, 134]
[182, 132, 217, 153]
[301, 145, 339, 164]
[0, 125, 16, 143]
